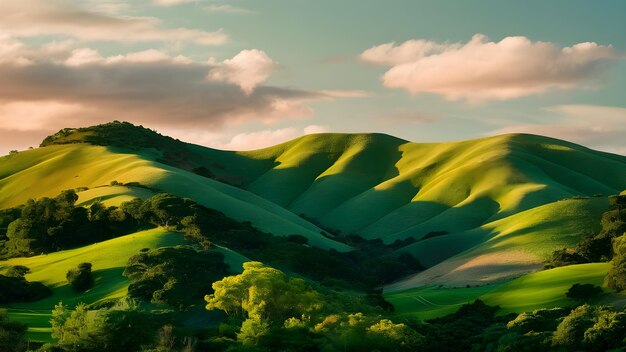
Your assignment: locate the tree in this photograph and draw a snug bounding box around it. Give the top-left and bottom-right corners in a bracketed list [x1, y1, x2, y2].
[124, 246, 228, 307]
[4, 265, 30, 278]
[566, 283, 603, 301]
[606, 234, 626, 291]
[0, 309, 27, 352]
[552, 304, 626, 352]
[51, 302, 160, 351]
[205, 262, 324, 344]
[66, 262, 94, 292]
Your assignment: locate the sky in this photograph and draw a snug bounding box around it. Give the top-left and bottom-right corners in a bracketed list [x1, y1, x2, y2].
[0, 0, 625, 155]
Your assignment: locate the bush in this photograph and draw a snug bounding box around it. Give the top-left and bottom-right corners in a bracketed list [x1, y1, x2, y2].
[566, 283, 603, 301]
[0, 309, 28, 352]
[66, 262, 94, 292]
[124, 246, 228, 307]
[0, 274, 52, 304]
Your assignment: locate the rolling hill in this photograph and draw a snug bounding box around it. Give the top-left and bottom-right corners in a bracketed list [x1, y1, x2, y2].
[1, 122, 626, 342]
[4, 122, 626, 287]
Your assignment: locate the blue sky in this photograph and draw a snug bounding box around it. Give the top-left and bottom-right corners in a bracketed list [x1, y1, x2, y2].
[0, 0, 625, 154]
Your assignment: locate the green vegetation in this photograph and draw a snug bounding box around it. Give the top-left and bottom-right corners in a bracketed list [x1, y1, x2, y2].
[0, 309, 28, 352]
[547, 194, 625, 268]
[66, 263, 94, 293]
[1, 122, 626, 350]
[2, 190, 147, 257]
[566, 283, 603, 302]
[0, 272, 51, 304]
[124, 246, 228, 307]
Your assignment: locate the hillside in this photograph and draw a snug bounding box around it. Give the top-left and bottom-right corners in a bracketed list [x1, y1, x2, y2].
[23, 122, 626, 287]
[0, 143, 350, 252]
[2, 122, 626, 347]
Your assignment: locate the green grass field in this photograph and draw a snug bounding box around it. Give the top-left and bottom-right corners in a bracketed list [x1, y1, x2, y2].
[0, 228, 187, 342]
[386, 263, 624, 321]
[0, 228, 250, 342]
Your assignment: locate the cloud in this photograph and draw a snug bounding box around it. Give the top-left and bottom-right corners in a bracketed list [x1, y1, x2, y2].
[361, 34, 620, 102]
[0, 37, 325, 141]
[152, 0, 191, 6]
[318, 90, 372, 98]
[492, 104, 626, 154]
[208, 49, 278, 94]
[217, 125, 329, 150]
[204, 5, 254, 14]
[0, 0, 228, 45]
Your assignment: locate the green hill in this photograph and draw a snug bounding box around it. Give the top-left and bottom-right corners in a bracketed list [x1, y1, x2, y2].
[0, 143, 350, 252]
[9, 122, 626, 287]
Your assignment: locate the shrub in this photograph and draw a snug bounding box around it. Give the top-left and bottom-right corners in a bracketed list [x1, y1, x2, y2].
[66, 262, 94, 292]
[566, 283, 603, 301]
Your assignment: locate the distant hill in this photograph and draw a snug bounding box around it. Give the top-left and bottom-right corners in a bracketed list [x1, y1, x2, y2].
[4, 121, 626, 288]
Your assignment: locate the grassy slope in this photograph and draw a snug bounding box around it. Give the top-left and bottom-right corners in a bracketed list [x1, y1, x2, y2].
[0, 228, 248, 342]
[386, 263, 622, 320]
[386, 197, 608, 289]
[204, 133, 624, 286]
[0, 145, 350, 251]
[206, 133, 626, 244]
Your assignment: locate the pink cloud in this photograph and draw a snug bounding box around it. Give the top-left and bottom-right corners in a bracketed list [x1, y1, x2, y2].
[216, 125, 329, 151]
[0, 0, 228, 45]
[492, 104, 626, 155]
[208, 50, 278, 95]
[361, 34, 620, 103]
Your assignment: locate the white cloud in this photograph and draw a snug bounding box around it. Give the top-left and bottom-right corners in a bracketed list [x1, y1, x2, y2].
[361, 34, 620, 103]
[303, 124, 329, 134]
[0, 0, 228, 45]
[64, 48, 184, 66]
[217, 125, 329, 150]
[208, 49, 278, 94]
[204, 5, 254, 14]
[492, 104, 626, 154]
[153, 0, 191, 6]
[360, 39, 444, 66]
[319, 90, 372, 98]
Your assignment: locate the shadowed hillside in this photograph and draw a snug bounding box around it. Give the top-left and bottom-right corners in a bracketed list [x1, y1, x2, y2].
[7, 121, 626, 288]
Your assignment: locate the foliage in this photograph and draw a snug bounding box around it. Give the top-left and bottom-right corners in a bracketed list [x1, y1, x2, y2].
[505, 308, 569, 334]
[3, 190, 144, 257]
[66, 263, 94, 293]
[552, 304, 626, 351]
[0, 273, 51, 304]
[123, 246, 228, 307]
[416, 300, 508, 352]
[50, 302, 162, 352]
[4, 265, 30, 278]
[605, 233, 626, 291]
[0, 309, 28, 352]
[549, 194, 625, 268]
[205, 262, 423, 351]
[205, 261, 323, 344]
[565, 283, 603, 301]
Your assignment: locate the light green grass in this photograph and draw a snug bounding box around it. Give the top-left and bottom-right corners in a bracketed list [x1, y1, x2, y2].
[481, 263, 612, 313]
[0, 228, 186, 342]
[386, 283, 504, 320]
[0, 144, 350, 251]
[386, 263, 619, 320]
[386, 197, 608, 290]
[76, 185, 156, 207]
[0, 228, 250, 342]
